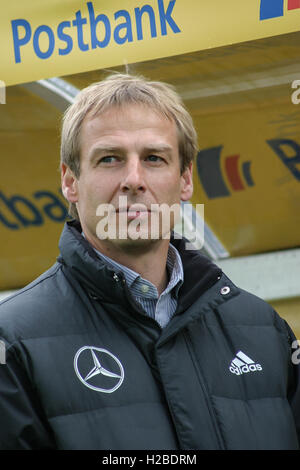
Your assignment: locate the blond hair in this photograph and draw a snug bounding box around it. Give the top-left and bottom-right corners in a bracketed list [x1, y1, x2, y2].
[60, 73, 198, 219]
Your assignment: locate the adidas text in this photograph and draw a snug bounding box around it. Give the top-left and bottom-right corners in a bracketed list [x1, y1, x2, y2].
[229, 350, 262, 376]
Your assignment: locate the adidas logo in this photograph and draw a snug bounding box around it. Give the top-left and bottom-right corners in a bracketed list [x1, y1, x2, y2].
[229, 350, 262, 376]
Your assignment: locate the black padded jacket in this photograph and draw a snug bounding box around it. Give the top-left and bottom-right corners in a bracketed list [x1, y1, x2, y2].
[0, 221, 299, 450]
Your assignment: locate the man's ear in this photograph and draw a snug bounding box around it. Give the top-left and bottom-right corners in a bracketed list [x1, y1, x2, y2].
[61, 164, 78, 203]
[180, 162, 193, 202]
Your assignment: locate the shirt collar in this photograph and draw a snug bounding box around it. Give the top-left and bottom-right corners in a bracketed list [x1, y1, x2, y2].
[165, 243, 184, 297]
[82, 233, 183, 298]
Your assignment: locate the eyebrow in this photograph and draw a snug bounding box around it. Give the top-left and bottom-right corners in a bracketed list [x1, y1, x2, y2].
[88, 145, 122, 162]
[89, 145, 122, 155]
[143, 144, 173, 154]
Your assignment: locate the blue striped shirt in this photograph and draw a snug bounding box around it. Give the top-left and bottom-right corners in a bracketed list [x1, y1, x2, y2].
[91, 242, 184, 328]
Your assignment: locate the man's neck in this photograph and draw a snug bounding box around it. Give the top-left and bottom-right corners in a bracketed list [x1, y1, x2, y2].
[83, 232, 170, 295]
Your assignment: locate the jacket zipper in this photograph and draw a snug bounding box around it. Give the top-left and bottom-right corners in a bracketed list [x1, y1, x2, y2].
[183, 329, 226, 450]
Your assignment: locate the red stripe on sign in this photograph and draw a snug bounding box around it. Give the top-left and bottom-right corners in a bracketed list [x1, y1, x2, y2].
[288, 0, 300, 10]
[225, 155, 245, 191]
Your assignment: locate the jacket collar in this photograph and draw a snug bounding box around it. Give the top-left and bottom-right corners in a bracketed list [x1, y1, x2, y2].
[58, 220, 223, 313]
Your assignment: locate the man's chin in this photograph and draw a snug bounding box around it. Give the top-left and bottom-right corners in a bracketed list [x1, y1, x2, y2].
[101, 232, 171, 253]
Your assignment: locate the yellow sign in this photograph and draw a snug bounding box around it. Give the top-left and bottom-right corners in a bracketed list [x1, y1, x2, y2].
[0, 87, 68, 290]
[191, 87, 300, 256]
[2, 5, 300, 288]
[2, 0, 300, 87]
[0, 130, 68, 289]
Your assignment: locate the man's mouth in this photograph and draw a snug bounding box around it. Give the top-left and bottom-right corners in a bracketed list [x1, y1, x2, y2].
[116, 205, 151, 220]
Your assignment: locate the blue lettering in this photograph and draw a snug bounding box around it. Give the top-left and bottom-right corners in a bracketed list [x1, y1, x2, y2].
[34, 191, 68, 222]
[72, 10, 89, 51]
[11, 19, 32, 64]
[87, 2, 111, 49]
[33, 25, 55, 59]
[57, 21, 73, 55]
[114, 10, 133, 44]
[267, 139, 300, 181]
[0, 192, 43, 227]
[0, 208, 19, 230]
[157, 0, 181, 36]
[135, 5, 157, 41]
[11, 1, 182, 64]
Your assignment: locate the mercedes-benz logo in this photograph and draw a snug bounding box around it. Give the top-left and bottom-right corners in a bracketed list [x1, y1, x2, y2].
[74, 346, 124, 393]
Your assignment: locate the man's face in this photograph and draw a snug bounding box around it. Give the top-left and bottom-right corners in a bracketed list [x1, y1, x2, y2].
[62, 103, 193, 251]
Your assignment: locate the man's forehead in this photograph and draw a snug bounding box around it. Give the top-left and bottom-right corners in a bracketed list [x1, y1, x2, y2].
[78, 103, 180, 161]
[81, 102, 174, 131]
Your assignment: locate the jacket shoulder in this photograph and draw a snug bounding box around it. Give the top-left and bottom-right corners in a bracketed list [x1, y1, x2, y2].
[218, 280, 288, 332]
[0, 262, 73, 343]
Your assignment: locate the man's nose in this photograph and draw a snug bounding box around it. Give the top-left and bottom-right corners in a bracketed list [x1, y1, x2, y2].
[120, 159, 146, 194]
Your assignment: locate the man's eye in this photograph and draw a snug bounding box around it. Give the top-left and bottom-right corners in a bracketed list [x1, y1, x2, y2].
[146, 155, 163, 162]
[98, 156, 117, 164]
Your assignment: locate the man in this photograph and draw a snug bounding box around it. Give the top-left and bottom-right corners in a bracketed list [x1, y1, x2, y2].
[0, 73, 299, 450]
